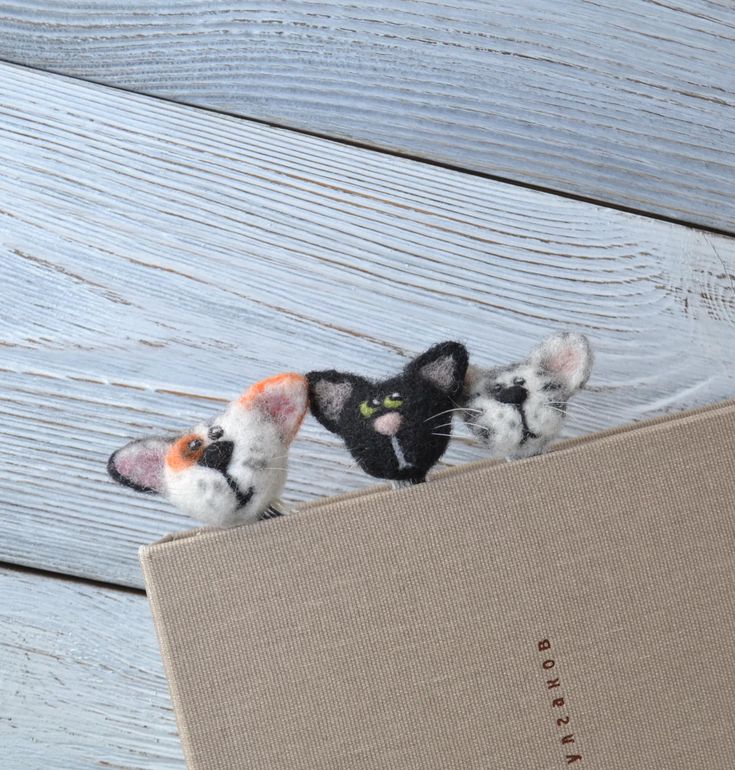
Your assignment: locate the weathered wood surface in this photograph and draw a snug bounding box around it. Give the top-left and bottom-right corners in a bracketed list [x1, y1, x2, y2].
[0, 566, 184, 769]
[1, 1, 734, 232]
[0, 63, 734, 588]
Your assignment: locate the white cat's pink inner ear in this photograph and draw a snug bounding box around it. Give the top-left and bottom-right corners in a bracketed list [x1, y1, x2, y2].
[548, 348, 580, 379]
[535, 333, 591, 390]
[240, 373, 309, 443]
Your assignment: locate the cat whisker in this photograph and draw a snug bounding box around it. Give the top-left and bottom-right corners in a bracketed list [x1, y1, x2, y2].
[567, 404, 596, 415]
[342, 448, 369, 474]
[425, 407, 480, 422]
[548, 403, 591, 418]
[431, 432, 454, 438]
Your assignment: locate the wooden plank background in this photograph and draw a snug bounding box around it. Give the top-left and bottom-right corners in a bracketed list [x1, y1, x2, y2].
[0, 1, 733, 231]
[0, 566, 184, 769]
[2, 3, 735, 764]
[1, 63, 734, 590]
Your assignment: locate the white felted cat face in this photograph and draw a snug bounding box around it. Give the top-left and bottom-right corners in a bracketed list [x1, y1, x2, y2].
[462, 332, 592, 460]
[108, 373, 308, 526]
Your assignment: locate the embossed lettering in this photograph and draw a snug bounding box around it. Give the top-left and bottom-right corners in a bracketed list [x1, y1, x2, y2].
[536, 639, 583, 765]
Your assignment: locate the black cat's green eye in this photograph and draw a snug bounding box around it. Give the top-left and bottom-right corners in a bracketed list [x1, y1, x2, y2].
[383, 392, 403, 409]
[359, 401, 378, 418]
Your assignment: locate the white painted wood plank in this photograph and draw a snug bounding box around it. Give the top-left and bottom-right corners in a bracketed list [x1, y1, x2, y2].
[0, 567, 183, 769]
[0, 64, 734, 588]
[0, 1, 733, 231]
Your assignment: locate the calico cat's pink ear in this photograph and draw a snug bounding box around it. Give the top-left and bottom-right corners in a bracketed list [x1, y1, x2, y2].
[530, 332, 593, 391]
[240, 372, 309, 443]
[107, 437, 172, 494]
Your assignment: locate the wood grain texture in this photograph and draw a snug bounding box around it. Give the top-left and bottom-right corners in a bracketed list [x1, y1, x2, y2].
[0, 63, 734, 588]
[0, 567, 183, 769]
[0, 1, 734, 231]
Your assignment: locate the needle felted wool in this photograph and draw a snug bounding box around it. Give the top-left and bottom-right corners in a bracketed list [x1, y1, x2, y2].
[462, 331, 593, 460]
[107, 373, 308, 526]
[307, 342, 469, 485]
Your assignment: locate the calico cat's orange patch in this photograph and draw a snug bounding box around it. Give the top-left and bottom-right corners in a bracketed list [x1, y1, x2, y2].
[166, 433, 205, 472]
[240, 372, 305, 405]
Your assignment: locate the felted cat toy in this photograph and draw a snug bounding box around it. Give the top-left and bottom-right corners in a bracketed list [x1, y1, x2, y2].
[462, 331, 592, 460]
[107, 373, 308, 526]
[307, 342, 469, 486]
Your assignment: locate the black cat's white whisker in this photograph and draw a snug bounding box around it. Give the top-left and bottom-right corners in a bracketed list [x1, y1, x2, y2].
[424, 406, 478, 422]
[307, 341, 469, 484]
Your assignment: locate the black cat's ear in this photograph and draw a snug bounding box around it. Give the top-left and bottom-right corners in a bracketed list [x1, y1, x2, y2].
[406, 342, 469, 397]
[307, 370, 361, 434]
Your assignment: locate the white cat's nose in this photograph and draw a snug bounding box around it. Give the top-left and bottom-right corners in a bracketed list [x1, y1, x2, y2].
[373, 412, 403, 436]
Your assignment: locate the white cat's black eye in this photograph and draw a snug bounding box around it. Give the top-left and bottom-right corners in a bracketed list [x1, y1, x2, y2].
[208, 426, 224, 441]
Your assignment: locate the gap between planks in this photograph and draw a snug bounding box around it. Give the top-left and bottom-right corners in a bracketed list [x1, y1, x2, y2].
[1, 1, 733, 231]
[0, 559, 146, 596]
[1, 55, 732, 240]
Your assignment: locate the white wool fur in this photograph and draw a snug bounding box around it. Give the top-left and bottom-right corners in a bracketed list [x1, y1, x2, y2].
[463, 332, 592, 460]
[165, 404, 289, 526]
[109, 374, 307, 527]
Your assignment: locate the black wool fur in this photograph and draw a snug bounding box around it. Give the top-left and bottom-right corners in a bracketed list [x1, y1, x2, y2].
[307, 342, 469, 484]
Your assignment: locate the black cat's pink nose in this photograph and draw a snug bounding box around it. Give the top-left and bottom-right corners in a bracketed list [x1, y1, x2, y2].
[373, 412, 403, 436]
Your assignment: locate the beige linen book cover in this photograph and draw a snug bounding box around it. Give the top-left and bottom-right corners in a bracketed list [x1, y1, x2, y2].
[141, 400, 735, 769]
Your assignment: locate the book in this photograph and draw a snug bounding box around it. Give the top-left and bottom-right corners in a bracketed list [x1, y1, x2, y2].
[141, 399, 735, 769]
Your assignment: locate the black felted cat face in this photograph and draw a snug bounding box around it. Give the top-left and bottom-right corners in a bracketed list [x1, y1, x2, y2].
[307, 342, 469, 483]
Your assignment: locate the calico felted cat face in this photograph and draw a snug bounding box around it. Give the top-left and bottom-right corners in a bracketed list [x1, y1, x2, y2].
[107, 373, 308, 526]
[307, 342, 468, 484]
[462, 332, 592, 460]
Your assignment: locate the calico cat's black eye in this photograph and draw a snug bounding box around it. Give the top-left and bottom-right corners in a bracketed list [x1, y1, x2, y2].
[513, 377, 526, 387]
[188, 438, 203, 452]
[493, 383, 503, 394]
[208, 425, 224, 441]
